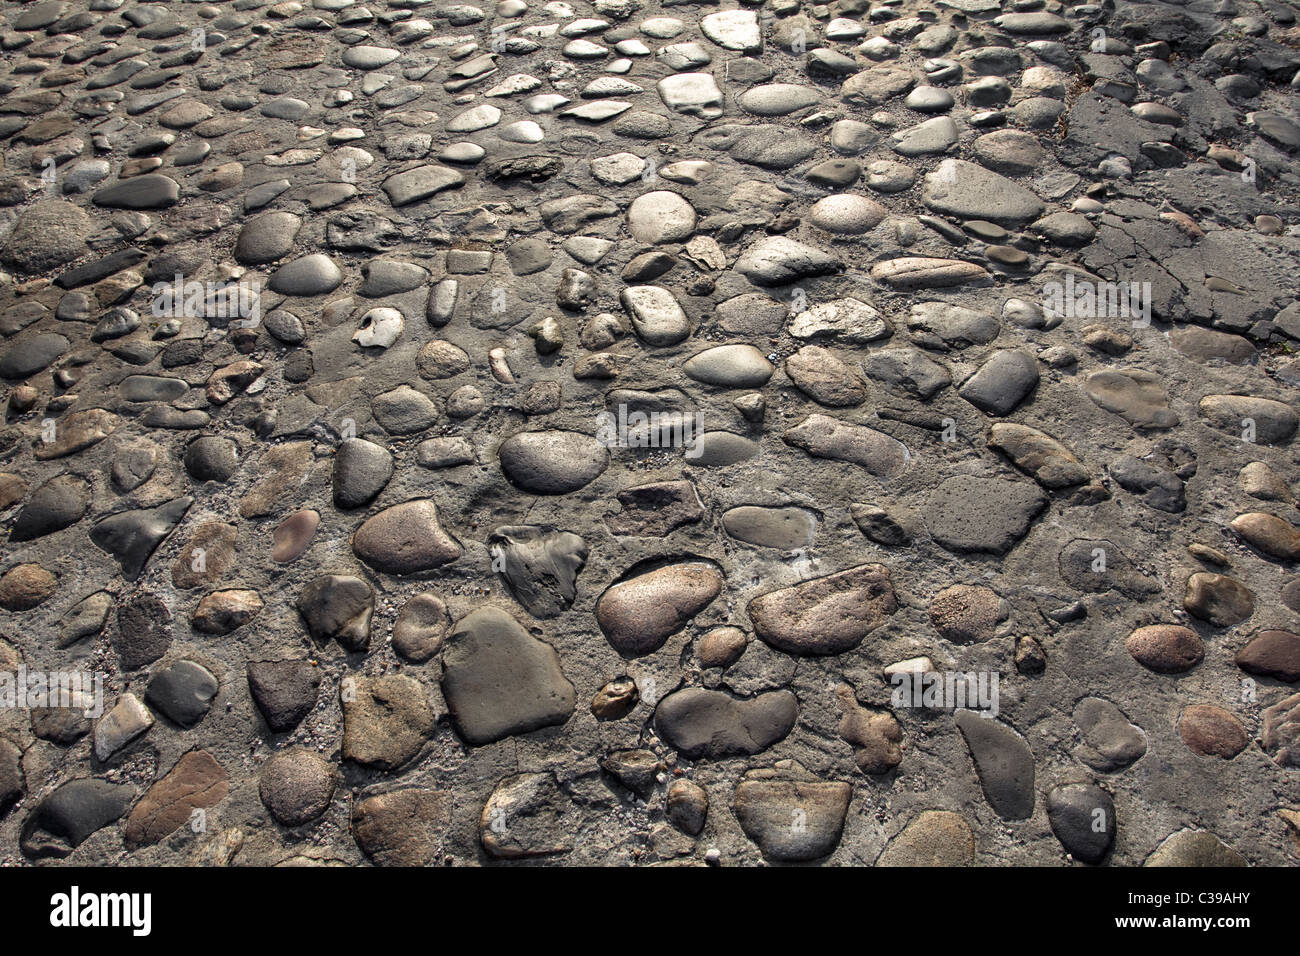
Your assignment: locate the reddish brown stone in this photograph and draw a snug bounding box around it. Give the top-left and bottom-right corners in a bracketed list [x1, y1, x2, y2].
[1126, 624, 1204, 673]
[123, 750, 229, 848]
[1179, 705, 1248, 759]
[1236, 630, 1300, 683]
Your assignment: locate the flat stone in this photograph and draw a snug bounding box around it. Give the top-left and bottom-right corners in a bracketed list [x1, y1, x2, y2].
[0, 564, 56, 611]
[1179, 704, 1248, 759]
[123, 750, 227, 848]
[862, 348, 950, 399]
[738, 83, 819, 117]
[657, 72, 723, 118]
[851, 503, 913, 546]
[922, 160, 1045, 224]
[342, 45, 401, 70]
[20, 778, 134, 859]
[342, 674, 434, 770]
[735, 237, 842, 286]
[701, 9, 761, 53]
[272, 509, 319, 563]
[480, 773, 574, 859]
[958, 350, 1039, 415]
[955, 711, 1035, 820]
[1239, 462, 1290, 501]
[372, 385, 439, 435]
[683, 345, 774, 387]
[1170, 327, 1256, 364]
[783, 414, 910, 477]
[784, 346, 868, 407]
[92, 173, 179, 209]
[835, 684, 903, 774]
[627, 190, 696, 243]
[1231, 512, 1300, 561]
[296, 574, 373, 651]
[259, 748, 335, 826]
[973, 129, 1046, 175]
[1109, 455, 1186, 512]
[924, 476, 1047, 555]
[1047, 783, 1115, 864]
[1059, 538, 1159, 599]
[145, 660, 218, 728]
[872, 257, 990, 290]
[930, 584, 1008, 643]
[1184, 572, 1255, 627]
[1073, 697, 1147, 771]
[1236, 630, 1300, 682]
[1199, 395, 1297, 443]
[749, 564, 898, 656]
[655, 688, 798, 759]
[353, 788, 451, 866]
[892, 116, 959, 156]
[93, 692, 154, 762]
[0, 332, 69, 380]
[446, 104, 502, 132]
[184, 436, 239, 483]
[332, 438, 393, 509]
[234, 211, 302, 265]
[392, 593, 451, 662]
[539, 194, 618, 233]
[1262, 693, 1300, 767]
[1145, 830, 1247, 867]
[789, 298, 890, 343]
[877, 810, 975, 866]
[722, 506, 816, 550]
[440, 606, 575, 746]
[731, 763, 850, 862]
[808, 193, 887, 234]
[620, 286, 690, 345]
[267, 254, 343, 296]
[1084, 369, 1179, 429]
[381, 165, 464, 206]
[193, 589, 263, 635]
[0, 200, 91, 273]
[988, 423, 1088, 488]
[9, 474, 90, 542]
[122, 375, 189, 403]
[90, 496, 191, 581]
[488, 525, 588, 619]
[605, 480, 704, 536]
[247, 659, 321, 732]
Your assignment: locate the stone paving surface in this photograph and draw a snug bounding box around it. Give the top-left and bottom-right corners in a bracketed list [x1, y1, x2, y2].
[1, 0, 1300, 866]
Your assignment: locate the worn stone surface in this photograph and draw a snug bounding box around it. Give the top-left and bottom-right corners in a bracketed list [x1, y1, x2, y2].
[655, 688, 798, 759]
[123, 751, 228, 849]
[596, 561, 724, 657]
[731, 762, 851, 862]
[748, 564, 898, 656]
[440, 607, 575, 746]
[0, 0, 1294, 870]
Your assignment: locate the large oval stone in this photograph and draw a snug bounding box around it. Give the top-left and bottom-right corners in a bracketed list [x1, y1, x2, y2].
[1126, 624, 1204, 673]
[498, 430, 609, 494]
